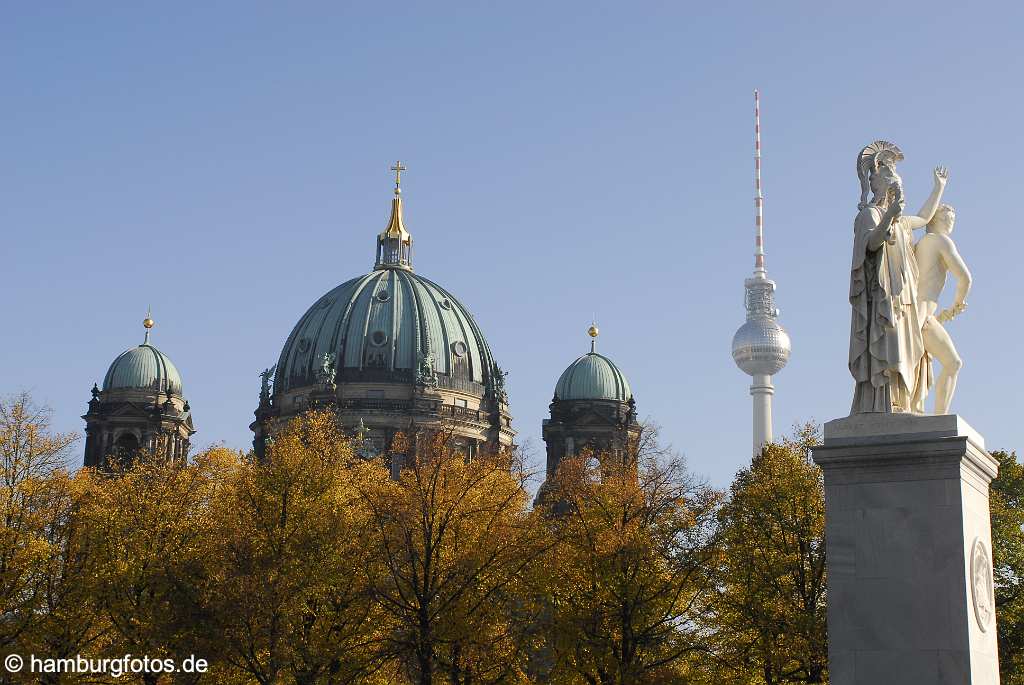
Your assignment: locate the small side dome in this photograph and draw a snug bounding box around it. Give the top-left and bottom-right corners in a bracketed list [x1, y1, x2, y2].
[103, 344, 184, 395]
[102, 316, 184, 396]
[554, 352, 632, 402]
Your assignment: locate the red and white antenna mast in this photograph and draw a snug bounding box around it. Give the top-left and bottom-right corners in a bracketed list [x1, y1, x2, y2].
[754, 89, 766, 275]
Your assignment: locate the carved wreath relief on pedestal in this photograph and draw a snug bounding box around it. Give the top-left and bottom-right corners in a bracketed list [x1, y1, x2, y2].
[971, 538, 995, 632]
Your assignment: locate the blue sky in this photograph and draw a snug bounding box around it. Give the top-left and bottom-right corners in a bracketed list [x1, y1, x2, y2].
[4, 2, 1023, 487]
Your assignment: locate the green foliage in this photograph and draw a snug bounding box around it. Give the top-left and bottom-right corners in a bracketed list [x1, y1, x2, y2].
[991, 450, 1024, 684]
[709, 426, 828, 685]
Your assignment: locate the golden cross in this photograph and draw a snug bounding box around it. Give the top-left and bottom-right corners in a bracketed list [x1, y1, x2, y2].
[390, 161, 407, 191]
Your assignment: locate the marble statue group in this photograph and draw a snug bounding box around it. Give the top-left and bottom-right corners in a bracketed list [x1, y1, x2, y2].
[848, 141, 972, 416]
[820, 138, 996, 685]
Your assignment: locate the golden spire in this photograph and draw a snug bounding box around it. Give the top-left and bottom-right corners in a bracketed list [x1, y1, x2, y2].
[143, 307, 154, 344]
[391, 160, 406, 195]
[376, 161, 414, 270]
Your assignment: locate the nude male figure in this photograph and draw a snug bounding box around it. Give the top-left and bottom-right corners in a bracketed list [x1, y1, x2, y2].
[914, 203, 972, 415]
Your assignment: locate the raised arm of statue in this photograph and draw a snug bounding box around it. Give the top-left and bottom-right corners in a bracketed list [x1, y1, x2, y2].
[941, 237, 972, 314]
[904, 167, 949, 230]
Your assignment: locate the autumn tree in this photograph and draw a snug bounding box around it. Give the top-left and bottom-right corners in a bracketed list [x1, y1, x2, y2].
[0, 393, 80, 656]
[202, 410, 386, 685]
[359, 429, 545, 685]
[709, 425, 827, 685]
[17, 469, 111, 685]
[537, 429, 721, 685]
[84, 449, 230, 685]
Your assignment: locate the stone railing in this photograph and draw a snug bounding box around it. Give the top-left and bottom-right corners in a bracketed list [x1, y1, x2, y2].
[438, 404, 486, 422]
[339, 398, 413, 412]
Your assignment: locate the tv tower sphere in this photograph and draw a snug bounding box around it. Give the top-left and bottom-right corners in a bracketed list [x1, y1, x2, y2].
[732, 286, 791, 376]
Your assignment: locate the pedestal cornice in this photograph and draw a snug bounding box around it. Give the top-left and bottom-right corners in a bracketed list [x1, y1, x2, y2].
[814, 414, 997, 489]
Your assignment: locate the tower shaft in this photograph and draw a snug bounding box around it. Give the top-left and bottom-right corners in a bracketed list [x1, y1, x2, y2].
[750, 373, 774, 454]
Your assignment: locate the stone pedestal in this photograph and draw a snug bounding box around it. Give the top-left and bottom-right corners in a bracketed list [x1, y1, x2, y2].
[812, 414, 1000, 685]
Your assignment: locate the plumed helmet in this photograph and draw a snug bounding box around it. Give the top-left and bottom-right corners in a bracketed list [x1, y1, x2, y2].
[857, 140, 904, 208]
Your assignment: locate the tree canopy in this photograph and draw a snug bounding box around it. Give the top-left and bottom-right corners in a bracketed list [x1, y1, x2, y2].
[5, 392, 1023, 685]
[708, 426, 827, 685]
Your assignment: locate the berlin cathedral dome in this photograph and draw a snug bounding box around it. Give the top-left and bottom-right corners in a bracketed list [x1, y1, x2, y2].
[83, 316, 195, 469]
[252, 163, 514, 462]
[273, 272, 498, 400]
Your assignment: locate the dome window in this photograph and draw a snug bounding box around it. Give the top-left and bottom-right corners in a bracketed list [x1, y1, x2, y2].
[297, 338, 311, 353]
[451, 341, 467, 357]
[375, 290, 390, 302]
[370, 331, 389, 347]
[439, 299, 452, 310]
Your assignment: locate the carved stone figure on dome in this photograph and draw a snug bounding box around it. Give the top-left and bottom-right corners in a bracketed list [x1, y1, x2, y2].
[416, 350, 438, 389]
[914, 204, 971, 415]
[849, 141, 948, 414]
[315, 352, 336, 387]
[259, 364, 276, 404]
[492, 363, 508, 403]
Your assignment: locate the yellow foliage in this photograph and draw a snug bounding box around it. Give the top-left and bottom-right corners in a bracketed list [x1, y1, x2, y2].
[537, 441, 721, 685]
[202, 410, 387, 684]
[0, 393, 81, 659]
[360, 429, 543, 684]
[0, 395, 837, 685]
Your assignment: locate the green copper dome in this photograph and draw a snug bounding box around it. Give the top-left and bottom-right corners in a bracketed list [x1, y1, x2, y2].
[554, 351, 632, 402]
[270, 171, 506, 407]
[274, 268, 500, 396]
[102, 342, 183, 396]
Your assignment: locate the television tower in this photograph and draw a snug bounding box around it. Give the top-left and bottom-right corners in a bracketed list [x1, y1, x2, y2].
[731, 90, 791, 454]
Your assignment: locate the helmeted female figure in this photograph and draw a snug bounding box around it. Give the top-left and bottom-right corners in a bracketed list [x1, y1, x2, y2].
[849, 141, 947, 413]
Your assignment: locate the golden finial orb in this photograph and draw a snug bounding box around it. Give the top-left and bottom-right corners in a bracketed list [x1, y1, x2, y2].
[143, 315, 154, 329]
[588, 324, 599, 338]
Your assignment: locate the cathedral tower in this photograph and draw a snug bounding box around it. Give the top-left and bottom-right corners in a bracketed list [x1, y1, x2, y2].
[83, 314, 195, 468]
[536, 325, 640, 505]
[731, 90, 791, 453]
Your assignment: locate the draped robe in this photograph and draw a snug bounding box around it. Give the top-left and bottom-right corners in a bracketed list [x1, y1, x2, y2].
[849, 207, 931, 413]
